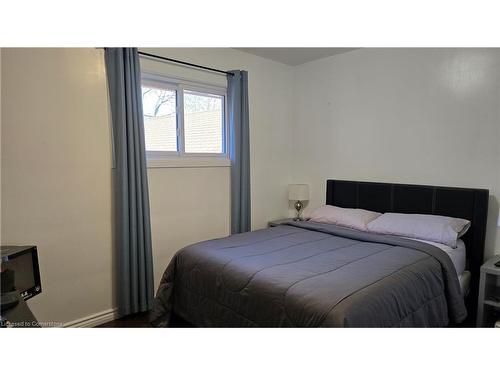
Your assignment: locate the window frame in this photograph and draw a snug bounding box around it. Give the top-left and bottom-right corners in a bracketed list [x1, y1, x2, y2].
[141, 72, 229, 163]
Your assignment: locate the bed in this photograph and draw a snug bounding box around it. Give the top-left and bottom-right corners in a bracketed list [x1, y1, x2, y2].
[151, 180, 489, 327]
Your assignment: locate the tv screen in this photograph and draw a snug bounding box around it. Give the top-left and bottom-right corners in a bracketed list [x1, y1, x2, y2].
[0, 246, 41, 300]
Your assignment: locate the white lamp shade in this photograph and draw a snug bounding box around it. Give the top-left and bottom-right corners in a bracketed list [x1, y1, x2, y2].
[288, 184, 309, 201]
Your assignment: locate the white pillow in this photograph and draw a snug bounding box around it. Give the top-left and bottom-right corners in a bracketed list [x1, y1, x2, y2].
[306, 205, 381, 231]
[366, 213, 470, 248]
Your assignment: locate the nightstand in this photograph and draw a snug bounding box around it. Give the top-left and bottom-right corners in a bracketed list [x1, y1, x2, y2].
[476, 255, 500, 327]
[268, 218, 296, 227]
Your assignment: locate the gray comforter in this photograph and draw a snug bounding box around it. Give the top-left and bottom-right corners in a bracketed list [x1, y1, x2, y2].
[151, 221, 466, 327]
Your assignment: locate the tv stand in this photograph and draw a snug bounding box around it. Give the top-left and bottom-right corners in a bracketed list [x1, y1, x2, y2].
[1, 292, 39, 328]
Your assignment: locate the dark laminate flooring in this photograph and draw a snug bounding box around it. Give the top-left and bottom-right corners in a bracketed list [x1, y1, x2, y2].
[97, 311, 151, 328]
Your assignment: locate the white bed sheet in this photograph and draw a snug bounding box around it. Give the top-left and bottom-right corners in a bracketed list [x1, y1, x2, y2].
[405, 237, 466, 276]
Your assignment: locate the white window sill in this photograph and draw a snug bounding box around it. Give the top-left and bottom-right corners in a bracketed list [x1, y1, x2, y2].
[147, 156, 231, 169]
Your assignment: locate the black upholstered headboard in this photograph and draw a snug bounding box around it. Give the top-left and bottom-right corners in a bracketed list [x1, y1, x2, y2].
[326, 179, 489, 323]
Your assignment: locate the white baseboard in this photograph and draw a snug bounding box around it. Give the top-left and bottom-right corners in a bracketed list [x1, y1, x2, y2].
[63, 308, 118, 328]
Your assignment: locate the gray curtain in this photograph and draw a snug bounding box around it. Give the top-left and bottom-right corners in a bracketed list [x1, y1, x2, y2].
[228, 70, 251, 234]
[104, 48, 154, 316]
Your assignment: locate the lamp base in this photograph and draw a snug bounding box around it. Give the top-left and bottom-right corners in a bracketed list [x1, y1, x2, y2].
[294, 200, 303, 221]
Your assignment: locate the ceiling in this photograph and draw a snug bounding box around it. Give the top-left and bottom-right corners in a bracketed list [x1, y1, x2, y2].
[234, 48, 358, 66]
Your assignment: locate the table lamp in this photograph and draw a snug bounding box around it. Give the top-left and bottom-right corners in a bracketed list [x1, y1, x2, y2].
[288, 184, 309, 221]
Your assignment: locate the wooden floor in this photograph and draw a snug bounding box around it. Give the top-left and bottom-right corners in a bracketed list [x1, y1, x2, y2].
[97, 311, 151, 328]
[97, 311, 195, 327]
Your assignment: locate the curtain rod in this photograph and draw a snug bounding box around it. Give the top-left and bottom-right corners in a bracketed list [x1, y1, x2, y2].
[138, 51, 235, 76]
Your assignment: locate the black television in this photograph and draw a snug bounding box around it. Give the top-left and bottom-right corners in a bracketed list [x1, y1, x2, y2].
[1, 246, 42, 300]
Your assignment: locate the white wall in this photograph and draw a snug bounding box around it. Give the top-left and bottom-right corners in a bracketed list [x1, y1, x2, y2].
[1, 49, 115, 324]
[141, 48, 294, 230]
[1, 48, 293, 324]
[292, 48, 500, 258]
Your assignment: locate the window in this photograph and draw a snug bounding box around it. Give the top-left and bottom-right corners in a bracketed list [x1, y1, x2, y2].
[184, 90, 224, 153]
[142, 85, 177, 152]
[141, 74, 227, 160]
